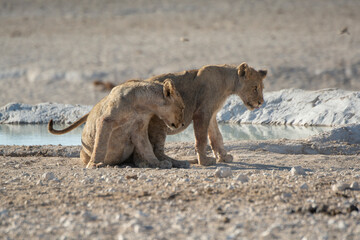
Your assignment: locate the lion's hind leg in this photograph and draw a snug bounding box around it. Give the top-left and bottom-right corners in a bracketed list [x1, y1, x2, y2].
[80, 149, 90, 165]
[208, 117, 233, 163]
[86, 117, 115, 168]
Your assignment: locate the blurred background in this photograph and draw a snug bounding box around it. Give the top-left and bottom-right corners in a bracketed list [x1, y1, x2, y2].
[0, 0, 359, 106]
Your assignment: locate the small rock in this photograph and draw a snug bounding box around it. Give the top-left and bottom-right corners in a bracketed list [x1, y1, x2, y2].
[81, 178, 94, 184]
[137, 173, 147, 180]
[290, 166, 306, 176]
[134, 210, 148, 218]
[332, 182, 350, 192]
[348, 204, 359, 213]
[21, 173, 30, 178]
[235, 174, 249, 183]
[300, 183, 309, 190]
[82, 211, 97, 222]
[42, 172, 55, 181]
[36, 180, 44, 186]
[0, 209, 9, 218]
[350, 181, 359, 190]
[180, 37, 189, 42]
[282, 192, 292, 199]
[215, 167, 232, 178]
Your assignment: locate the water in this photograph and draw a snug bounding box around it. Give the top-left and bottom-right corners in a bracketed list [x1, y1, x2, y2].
[0, 123, 331, 146]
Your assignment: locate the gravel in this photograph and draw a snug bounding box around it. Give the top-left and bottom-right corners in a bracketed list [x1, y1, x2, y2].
[1, 143, 360, 239]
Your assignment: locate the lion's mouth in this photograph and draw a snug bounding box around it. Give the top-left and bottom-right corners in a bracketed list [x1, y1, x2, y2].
[246, 102, 260, 110]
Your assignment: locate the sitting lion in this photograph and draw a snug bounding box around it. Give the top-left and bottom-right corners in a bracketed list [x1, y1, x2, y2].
[48, 79, 186, 168]
[146, 63, 267, 166]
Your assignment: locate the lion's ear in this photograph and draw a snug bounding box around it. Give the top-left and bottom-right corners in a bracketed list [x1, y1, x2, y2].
[237, 62, 248, 77]
[163, 79, 175, 98]
[259, 69, 267, 78]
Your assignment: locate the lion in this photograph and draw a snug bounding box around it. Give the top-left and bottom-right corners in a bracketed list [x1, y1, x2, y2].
[48, 79, 186, 168]
[146, 63, 267, 166]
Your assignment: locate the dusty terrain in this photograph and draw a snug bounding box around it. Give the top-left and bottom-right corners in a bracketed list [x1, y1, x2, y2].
[0, 141, 360, 239]
[1, 0, 360, 239]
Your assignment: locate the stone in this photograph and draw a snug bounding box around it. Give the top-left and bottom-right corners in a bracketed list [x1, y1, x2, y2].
[42, 172, 56, 181]
[235, 174, 249, 183]
[82, 211, 97, 222]
[215, 167, 232, 178]
[290, 166, 306, 176]
[332, 182, 350, 192]
[300, 183, 309, 190]
[350, 181, 359, 190]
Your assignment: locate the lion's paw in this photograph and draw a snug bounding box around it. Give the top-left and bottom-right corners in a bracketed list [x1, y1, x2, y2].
[86, 162, 106, 169]
[217, 154, 233, 163]
[159, 160, 172, 169]
[171, 159, 190, 169]
[198, 156, 216, 166]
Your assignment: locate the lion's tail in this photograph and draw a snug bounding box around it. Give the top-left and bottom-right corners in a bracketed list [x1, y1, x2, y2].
[48, 113, 89, 135]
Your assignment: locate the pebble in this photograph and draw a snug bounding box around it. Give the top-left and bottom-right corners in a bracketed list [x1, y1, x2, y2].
[81, 178, 94, 184]
[42, 172, 56, 181]
[332, 182, 350, 192]
[290, 166, 306, 176]
[137, 174, 147, 180]
[282, 192, 292, 199]
[234, 174, 249, 183]
[350, 181, 359, 190]
[300, 183, 309, 190]
[82, 211, 97, 222]
[180, 37, 189, 42]
[215, 167, 232, 178]
[0, 209, 9, 218]
[36, 180, 44, 186]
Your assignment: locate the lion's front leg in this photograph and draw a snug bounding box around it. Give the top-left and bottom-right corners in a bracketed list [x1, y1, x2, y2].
[132, 129, 172, 169]
[148, 116, 189, 168]
[208, 116, 233, 163]
[193, 113, 216, 166]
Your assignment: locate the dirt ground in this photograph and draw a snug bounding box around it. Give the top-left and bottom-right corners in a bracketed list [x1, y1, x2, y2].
[1, 0, 360, 239]
[0, 141, 360, 239]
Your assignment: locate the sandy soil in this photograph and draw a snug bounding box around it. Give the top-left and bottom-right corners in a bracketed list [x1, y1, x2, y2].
[0, 142, 360, 239]
[1, 0, 360, 239]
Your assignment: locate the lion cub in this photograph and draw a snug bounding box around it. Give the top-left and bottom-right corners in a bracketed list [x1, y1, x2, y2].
[48, 79, 185, 168]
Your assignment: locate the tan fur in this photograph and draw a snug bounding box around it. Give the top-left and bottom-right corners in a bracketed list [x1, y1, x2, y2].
[49, 79, 185, 168]
[146, 63, 267, 166]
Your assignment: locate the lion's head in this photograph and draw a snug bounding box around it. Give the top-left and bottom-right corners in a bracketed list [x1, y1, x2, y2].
[237, 62, 267, 111]
[158, 79, 185, 129]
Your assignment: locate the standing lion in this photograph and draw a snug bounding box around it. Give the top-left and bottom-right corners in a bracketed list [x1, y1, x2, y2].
[146, 63, 267, 166]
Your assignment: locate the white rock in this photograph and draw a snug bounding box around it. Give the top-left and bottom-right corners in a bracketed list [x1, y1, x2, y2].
[215, 167, 232, 178]
[350, 181, 359, 190]
[290, 166, 306, 176]
[42, 172, 55, 181]
[300, 183, 309, 190]
[36, 180, 44, 186]
[235, 174, 249, 183]
[137, 174, 147, 180]
[332, 182, 350, 192]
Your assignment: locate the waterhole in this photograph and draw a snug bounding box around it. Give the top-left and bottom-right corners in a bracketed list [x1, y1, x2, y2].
[0, 124, 331, 146]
